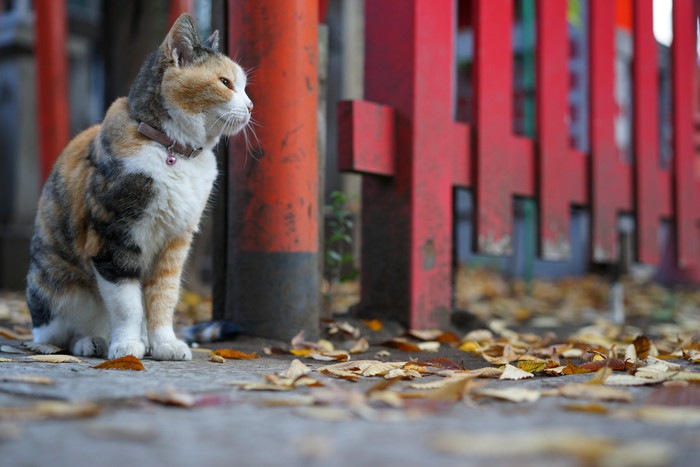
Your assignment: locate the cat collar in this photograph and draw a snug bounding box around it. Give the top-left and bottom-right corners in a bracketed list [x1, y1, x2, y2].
[137, 122, 202, 166]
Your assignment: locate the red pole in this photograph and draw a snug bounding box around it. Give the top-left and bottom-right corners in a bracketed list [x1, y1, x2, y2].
[168, 0, 193, 27]
[35, 0, 69, 183]
[226, 0, 320, 340]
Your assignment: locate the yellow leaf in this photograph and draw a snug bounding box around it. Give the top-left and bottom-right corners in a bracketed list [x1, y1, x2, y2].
[91, 355, 145, 371]
[24, 354, 83, 364]
[290, 348, 313, 357]
[213, 349, 260, 360]
[209, 354, 225, 363]
[516, 360, 546, 373]
[458, 341, 481, 354]
[363, 319, 383, 332]
[561, 403, 609, 413]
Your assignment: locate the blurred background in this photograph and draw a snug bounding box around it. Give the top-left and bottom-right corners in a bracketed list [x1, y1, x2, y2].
[0, 0, 692, 320]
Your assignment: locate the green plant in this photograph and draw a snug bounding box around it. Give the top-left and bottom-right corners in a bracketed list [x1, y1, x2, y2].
[324, 191, 358, 313]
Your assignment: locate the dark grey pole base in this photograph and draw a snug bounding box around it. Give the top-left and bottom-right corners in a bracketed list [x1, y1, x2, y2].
[225, 251, 320, 341]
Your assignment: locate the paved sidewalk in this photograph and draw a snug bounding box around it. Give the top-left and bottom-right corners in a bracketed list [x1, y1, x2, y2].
[1, 332, 699, 467]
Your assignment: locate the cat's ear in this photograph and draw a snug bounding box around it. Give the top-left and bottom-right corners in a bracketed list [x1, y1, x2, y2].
[202, 30, 220, 52]
[163, 14, 199, 67]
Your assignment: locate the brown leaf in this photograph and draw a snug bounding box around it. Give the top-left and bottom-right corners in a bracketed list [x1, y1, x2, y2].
[209, 354, 225, 363]
[561, 360, 592, 375]
[579, 358, 627, 372]
[381, 339, 421, 352]
[91, 355, 145, 371]
[634, 335, 652, 360]
[213, 349, 260, 360]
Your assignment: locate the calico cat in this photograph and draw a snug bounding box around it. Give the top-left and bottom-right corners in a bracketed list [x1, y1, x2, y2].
[26, 14, 252, 360]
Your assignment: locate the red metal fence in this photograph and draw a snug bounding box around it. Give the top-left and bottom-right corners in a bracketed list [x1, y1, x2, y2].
[339, 0, 700, 329]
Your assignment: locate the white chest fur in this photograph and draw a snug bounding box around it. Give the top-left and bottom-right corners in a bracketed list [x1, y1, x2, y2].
[123, 146, 218, 275]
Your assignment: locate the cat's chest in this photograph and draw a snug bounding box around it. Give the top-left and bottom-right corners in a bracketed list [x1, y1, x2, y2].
[124, 148, 217, 250]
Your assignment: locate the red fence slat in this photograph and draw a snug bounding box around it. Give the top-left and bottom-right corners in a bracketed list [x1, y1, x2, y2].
[336, 0, 700, 329]
[672, 0, 699, 268]
[536, 0, 574, 260]
[473, 0, 518, 255]
[633, 0, 663, 264]
[589, 0, 632, 263]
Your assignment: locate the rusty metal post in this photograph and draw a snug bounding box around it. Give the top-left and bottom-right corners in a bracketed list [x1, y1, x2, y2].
[35, 0, 69, 183]
[225, 0, 320, 340]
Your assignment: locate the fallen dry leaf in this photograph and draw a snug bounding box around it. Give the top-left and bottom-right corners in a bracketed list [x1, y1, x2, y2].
[381, 339, 422, 352]
[22, 342, 63, 354]
[147, 389, 195, 407]
[499, 364, 534, 380]
[0, 375, 54, 385]
[229, 381, 294, 391]
[348, 337, 369, 354]
[417, 342, 440, 352]
[0, 327, 32, 340]
[634, 335, 652, 359]
[213, 349, 260, 359]
[0, 345, 28, 354]
[560, 402, 609, 413]
[0, 357, 16, 362]
[363, 319, 383, 332]
[555, 383, 633, 402]
[209, 354, 225, 363]
[309, 350, 350, 362]
[92, 355, 145, 371]
[294, 406, 356, 422]
[604, 374, 667, 386]
[280, 359, 312, 380]
[0, 401, 100, 421]
[613, 405, 700, 425]
[579, 358, 627, 372]
[474, 387, 541, 403]
[516, 360, 547, 373]
[24, 354, 83, 364]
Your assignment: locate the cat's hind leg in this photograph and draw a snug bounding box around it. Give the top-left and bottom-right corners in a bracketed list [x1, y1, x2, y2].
[31, 288, 111, 357]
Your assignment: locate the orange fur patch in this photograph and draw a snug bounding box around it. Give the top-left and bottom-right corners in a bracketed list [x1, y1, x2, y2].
[161, 57, 238, 114]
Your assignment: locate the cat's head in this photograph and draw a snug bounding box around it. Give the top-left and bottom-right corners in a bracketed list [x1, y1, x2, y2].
[129, 14, 252, 149]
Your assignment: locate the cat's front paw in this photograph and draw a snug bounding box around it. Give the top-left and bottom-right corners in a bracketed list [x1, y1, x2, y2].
[108, 340, 146, 360]
[72, 337, 108, 358]
[151, 339, 192, 361]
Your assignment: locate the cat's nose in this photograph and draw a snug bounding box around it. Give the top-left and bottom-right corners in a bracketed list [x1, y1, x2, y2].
[247, 102, 254, 113]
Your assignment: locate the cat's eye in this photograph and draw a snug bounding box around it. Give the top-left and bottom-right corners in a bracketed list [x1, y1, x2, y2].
[219, 77, 234, 90]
